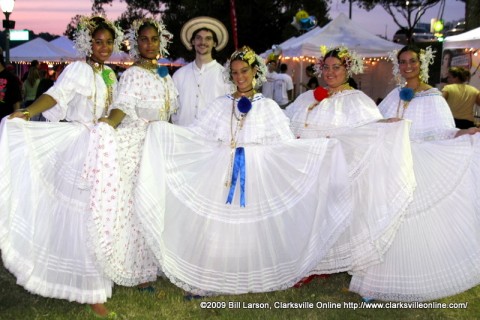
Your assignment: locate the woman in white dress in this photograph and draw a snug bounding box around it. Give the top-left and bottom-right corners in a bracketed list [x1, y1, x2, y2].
[285, 47, 415, 284]
[83, 18, 178, 288]
[133, 46, 352, 295]
[349, 45, 480, 302]
[0, 16, 123, 317]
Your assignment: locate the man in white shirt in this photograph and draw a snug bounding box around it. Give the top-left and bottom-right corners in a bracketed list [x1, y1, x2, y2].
[261, 60, 278, 99]
[273, 63, 294, 109]
[172, 17, 232, 126]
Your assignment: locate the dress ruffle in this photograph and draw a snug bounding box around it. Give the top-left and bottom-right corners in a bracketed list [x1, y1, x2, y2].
[0, 119, 112, 304]
[134, 95, 353, 294]
[349, 90, 480, 301]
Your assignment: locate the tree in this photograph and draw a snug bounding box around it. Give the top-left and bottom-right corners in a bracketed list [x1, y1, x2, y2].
[347, 0, 441, 43]
[92, 0, 330, 61]
[463, 0, 480, 31]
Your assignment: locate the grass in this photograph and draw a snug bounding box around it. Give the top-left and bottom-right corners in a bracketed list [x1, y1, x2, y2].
[1, 261, 479, 320]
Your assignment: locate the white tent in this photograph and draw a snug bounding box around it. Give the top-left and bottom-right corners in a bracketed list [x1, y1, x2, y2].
[50, 36, 133, 64]
[278, 13, 403, 100]
[444, 27, 480, 49]
[10, 37, 76, 63]
[443, 27, 480, 89]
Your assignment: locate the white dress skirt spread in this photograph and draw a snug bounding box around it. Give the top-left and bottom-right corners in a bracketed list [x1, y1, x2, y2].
[134, 93, 353, 295]
[349, 88, 480, 301]
[82, 66, 178, 286]
[286, 89, 415, 273]
[0, 61, 114, 304]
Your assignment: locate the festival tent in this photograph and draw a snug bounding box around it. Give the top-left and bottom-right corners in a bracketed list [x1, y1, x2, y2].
[10, 37, 76, 63]
[50, 36, 133, 65]
[278, 13, 403, 100]
[443, 27, 480, 89]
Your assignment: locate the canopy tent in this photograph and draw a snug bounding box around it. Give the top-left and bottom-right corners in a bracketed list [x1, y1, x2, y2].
[10, 37, 76, 63]
[50, 36, 133, 65]
[442, 27, 480, 88]
[273, 13, 403, 100]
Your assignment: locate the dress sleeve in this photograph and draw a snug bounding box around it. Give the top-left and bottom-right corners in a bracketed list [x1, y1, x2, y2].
[44, 62, 93, 121]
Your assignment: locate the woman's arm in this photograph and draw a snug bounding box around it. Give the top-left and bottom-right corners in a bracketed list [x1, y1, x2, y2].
[98, 108, 126, 128]
[9, 94, 57, 120]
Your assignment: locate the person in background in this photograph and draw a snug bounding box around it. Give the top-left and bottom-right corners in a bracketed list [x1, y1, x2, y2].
[2, 15, 124, 318]
[172, 16, 231, 126]
[273, 63, 294, 108]
[442, 66, 480, 129]
[301, 64, 319, 90]
[0, 49, 22, 120]
[22, 66, 41, 107]
[261, 59, 278, 99]
[21, 59, 39, 82]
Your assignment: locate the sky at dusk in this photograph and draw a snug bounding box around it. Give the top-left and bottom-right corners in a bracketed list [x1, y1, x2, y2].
[7, 0, 465, 40]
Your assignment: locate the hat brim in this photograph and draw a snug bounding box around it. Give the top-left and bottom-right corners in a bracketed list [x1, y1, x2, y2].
[180, 16, 229, 51]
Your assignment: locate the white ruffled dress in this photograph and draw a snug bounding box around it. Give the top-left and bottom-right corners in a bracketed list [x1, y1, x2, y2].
[286, 89, 416, 273]
[134, 93, 352, 295]
[83, 66, 178, 286]
[349, 87, 480, 301]
[0, 61, 114, 304]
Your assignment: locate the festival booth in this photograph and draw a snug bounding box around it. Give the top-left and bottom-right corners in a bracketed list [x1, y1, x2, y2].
[51, 36, 133, 65]
[10, 37, 76, 64]
[276, 13, 403, 101]
[443, 27, 480, 89]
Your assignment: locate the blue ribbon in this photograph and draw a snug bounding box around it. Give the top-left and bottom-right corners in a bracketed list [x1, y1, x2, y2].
[226, 147, 246, 207]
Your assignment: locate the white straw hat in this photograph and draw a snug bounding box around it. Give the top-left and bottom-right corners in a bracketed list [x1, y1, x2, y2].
[180, 16, 229, 51]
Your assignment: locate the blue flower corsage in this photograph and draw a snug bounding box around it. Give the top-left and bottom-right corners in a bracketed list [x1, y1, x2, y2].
[157, 66, 169, 78]
[237, 96, 252, 114]
[399, 87, 415, 101]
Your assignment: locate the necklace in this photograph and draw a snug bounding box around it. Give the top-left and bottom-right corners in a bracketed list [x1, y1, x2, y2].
[327, 82, 352, 96]
[225, 95, 252, 187]
[238, 87, 254, 94]
[396, 82, 421, 119]
[87, 58, 111, 123]
[133, 57, 158, 73]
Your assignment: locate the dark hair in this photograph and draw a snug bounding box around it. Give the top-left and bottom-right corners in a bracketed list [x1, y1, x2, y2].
[138, 21, 160, 36]
[448, 66, 469, 83]
[190, 27, 219, 54]
[397, 45, 421, 61]
[306, 64, 315, 73]
[280, 63, 288, 72]
[90, 17, 116, 40]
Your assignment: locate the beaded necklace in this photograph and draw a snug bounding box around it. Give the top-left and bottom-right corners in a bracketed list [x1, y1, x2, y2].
[225, 92, 255, 187]
[87, 58, 115, 123]
[133, 57, 172, 120]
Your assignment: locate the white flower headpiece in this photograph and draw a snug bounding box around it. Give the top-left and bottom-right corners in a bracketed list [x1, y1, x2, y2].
[313, 45, 364, 78]
[126, 18, 173, 59]
[223, 46, 268, 88]
[73, 15, 124, 57]
[390, 46, 435, 85]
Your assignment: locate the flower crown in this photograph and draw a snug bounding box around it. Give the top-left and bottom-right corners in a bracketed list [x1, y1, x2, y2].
[223, 46, 268, 88]
[73, 15, 124, 57]
[390, 46, 435, 85]
[313, 45, 364, 78]
[126, 18, 173, 59]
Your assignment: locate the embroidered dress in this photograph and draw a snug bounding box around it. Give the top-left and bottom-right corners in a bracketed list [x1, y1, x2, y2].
[0, 61, 115, 304]
[286, 89, 415, 273]
[349, 88, 480, 301]
[134, 93, 352, 295]
[84, 66, 178, 286]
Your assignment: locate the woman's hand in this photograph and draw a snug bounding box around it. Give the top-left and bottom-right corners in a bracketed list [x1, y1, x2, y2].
[9, 109, 30, 120]
[454, 127, 480, 138]
[98, 117, 116, 127]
